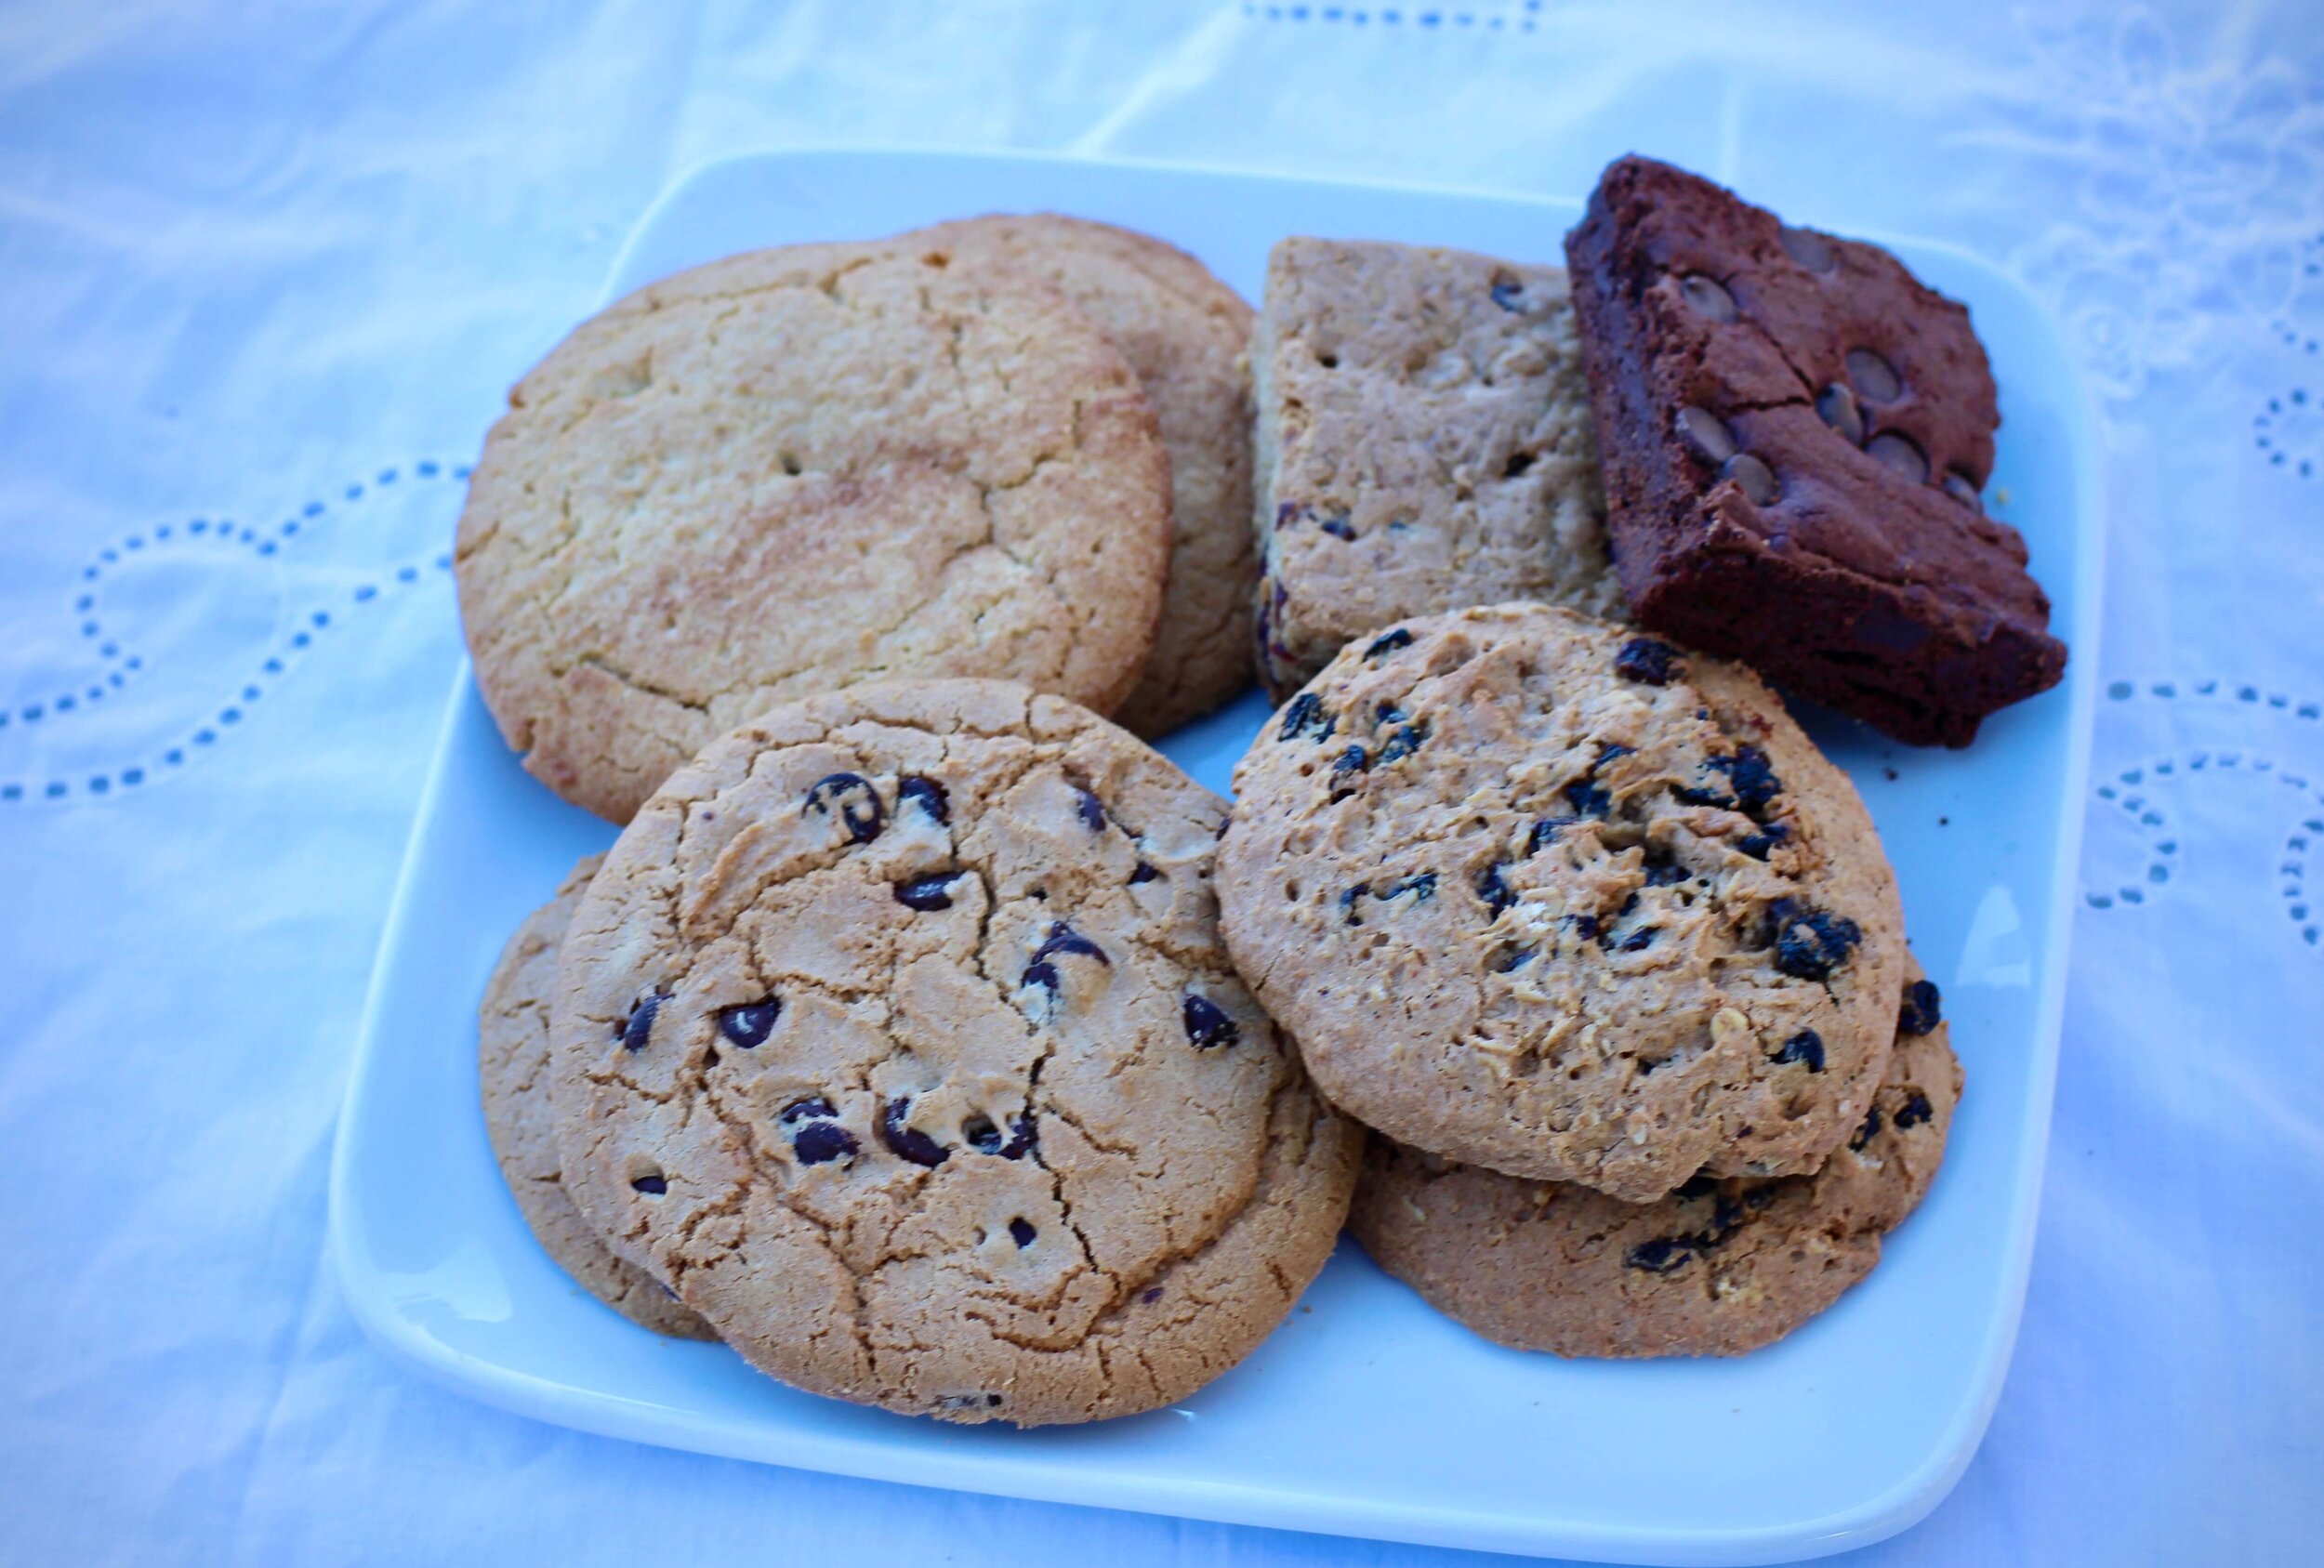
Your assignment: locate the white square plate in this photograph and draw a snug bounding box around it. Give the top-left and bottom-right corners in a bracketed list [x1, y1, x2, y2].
[331, 150, 2100, 1565]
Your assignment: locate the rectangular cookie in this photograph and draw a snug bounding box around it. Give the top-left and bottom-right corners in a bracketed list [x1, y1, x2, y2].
[1252, 237, 1624, 700]
[1564, 155, 2067, 746]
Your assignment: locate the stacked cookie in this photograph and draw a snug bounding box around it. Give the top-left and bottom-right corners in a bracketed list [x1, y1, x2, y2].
[459, 155, 2054, 1424]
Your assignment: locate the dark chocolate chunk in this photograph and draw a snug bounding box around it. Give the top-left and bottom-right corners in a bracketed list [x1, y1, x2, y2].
[1614, 637, 1680, 685]
[1339, 884, 1368, 926]
[1383, 872, 1436, 903]
[1564, 777, 1613, 818]
[717, 997, 781, 1048]
[1898, 978, 1943, 1035]
[1032, 922, 1109, 966]
[893, 874, 957, 911]
[1129, 861, 1159, 884]
[805, 772, 884, 843]
[792, 1121, 858, 1165]
[1618, 927, 1658, 952]
[1476, 861, 1515, 915]
[879, 1098, 948, 1166]
[1894, 1091, 1934, 1128]
[1141, 1285, 1165, 1304]
[1073, 785, 1107, 832]
[1847, 1105, 1883, 1152]
[1320, 514, 1356, 540]
[1775, 1030, 1825, 1071]
[1365, 627, 1414, 660]
[780, 1096, 835, 1125]
[997, 1115, 1037, 1160]
[1182, 995, 1241, 1050]
[1489, 277, 1525, 311]
[620, 991, 665, 1053]
[897, 773, 950, 824]
[1641, 850, 1690, 887]
[1526, 818, 1568, 855]
[1624, 1236, 1695, 1274]
[1706, 744, 1782, 816]
[630, 1172, 667, 1194]
[1009, 1218, 1037, 1248]
[1332, 743, 1370, 779]
[1377, 720, 1430, 765]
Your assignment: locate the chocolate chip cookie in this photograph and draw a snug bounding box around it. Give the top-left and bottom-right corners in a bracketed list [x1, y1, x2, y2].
[456, 242, 1173, 824]
[1251, 237, 1623, 701]
[547, 679, 1359, 1425]
[908, 215, 1257, 737]
[1565, 154, 2067, 746]
[479, 854, 713, 1337]
[1218, 604, 1905, 1203]
[1349, 962, 1960, 1357]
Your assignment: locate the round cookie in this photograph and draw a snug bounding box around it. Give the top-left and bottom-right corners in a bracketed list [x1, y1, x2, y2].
[1218, 602, 1905, 1203]
[479, 854, 714, 1338]
[547, 679, 1359, 1425]
[1348, 963, 1961, 1357]
[456, 241, 1174, 824]
[906, 215, 1258, 738]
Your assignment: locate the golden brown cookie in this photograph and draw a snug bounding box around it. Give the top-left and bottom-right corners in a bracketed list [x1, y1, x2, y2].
[1218, 603, 1905, 1203]
[1349, 963, 1960, 1357]
[478, 854, 713, 1338]
[908, 215, 1257, 736]
[456, 242, 1173, 823]
[547, 679, 1358, 1425]
[1252, 237, 1624, 701]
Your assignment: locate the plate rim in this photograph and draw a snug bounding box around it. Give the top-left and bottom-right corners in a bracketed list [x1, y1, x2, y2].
[329, 144, 2105, 1566]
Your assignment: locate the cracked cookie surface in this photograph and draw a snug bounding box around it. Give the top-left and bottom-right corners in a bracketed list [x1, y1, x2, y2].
[547, 679, 1358, 1425]
[1349, 961, 1960, 1357]
[479, 854, 714, 1338]
[908, 215, 1257, 737]
[1252, 237, 1623, 701]
[456, 241, 1173, 824]
[1218, 604, 1904, 1203]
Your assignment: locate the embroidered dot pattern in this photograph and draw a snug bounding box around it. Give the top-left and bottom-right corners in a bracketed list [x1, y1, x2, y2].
[0, 460, 464, 802]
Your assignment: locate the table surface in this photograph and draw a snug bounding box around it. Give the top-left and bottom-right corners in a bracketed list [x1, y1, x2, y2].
[3, 4, 2319, 1565]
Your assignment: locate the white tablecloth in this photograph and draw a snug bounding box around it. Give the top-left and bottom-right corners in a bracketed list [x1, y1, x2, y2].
[4, 4, 2319, 1563]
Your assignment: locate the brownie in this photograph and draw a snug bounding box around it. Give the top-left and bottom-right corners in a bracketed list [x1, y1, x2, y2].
[1564, 155, 2067, 746]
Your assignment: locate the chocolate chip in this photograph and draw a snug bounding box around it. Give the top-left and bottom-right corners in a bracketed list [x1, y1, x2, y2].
[1320, 515, 1355, 541]
[1894, 1091, 1934, 1129]
[1614, 637, 1679, 685]
[1847, 1105, 1883, 1152]
[1942, 470, 1984, 511]
[1141, 1285, 1165, 1304]
[1569, 913, 1602, 942]
[1775, 1030, 1825, 1071]
[780, 1097, 835, 1125]
[1073, 786, 1107, 832]
[1736, 827, 1788, 861]
[620, 991, 665, 1053]
[879, 1098, 947, 1166]
[893, 874, 957, 911]
[1129, 861, 1159, 884]
[1032, 923, 1108, 968]
[630, 1172, 667, 1194]
[1624, 1236, 1695, 1274]
[1679, 272, 1736, 323]
[1564, 777, 1613, 818]
[1673, 1172, 1720, 1201]
[897, 774, 949, 825]
[1674, 405, 1736, 466]
[1376, 702, 1406, 724]
[1339, 885, 1368, 926]
[1476, 861, 1515, 916]
[1182, 995, 1240, 1049]
[805, 772, 883, 843]
[1866, 431, 1928, 483]
[1525, 818, 1568, 855]
[1009, 1218, 1037, 1248]
[1332, 743, 1370, 780]
[1816, 383, 1865, 445]
[962, 1113, 1004, 1153]
[1494, 945, 1535, 972]
[1780, 226, 1834, 273]
[1641, 850, 1690, 887]
[1898, 978, 1944, 1035]
[1278, 692, 1334, 743]
[1383, 872, 1436, 903]
[1503, 451, 1536, 479]
[1845, 348, 1902, 403]
[793, 1121, 858, 1165]
[1618, 927, 1658, 952]
[1489, 276, 1525, 311]
[717, 998, 781, 1047]
[1377, 720, 1430, 765]
[1365, 627, 1413, 660]
[1722, 452, 1778, 505]
[1772, 903, 1862, 981]
[1021, 961, 1060, 993]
